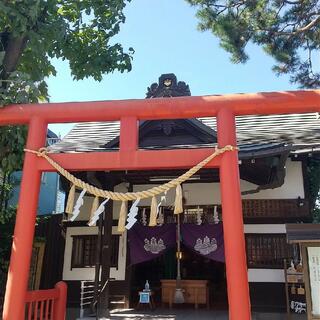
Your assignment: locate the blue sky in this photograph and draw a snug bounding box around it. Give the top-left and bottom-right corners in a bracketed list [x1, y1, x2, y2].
[48, 0, 296, 137]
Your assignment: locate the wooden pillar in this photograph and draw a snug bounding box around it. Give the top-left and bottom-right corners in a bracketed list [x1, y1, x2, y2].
[97, 178, 114, 318]
[217, 108, 251, 320]
[2, 117, 47, 320]
[92, 208, 103, 312]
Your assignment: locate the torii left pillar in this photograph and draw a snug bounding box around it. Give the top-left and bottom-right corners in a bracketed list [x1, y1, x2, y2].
[217, 108, 251, 319]
[2, 118, 47, 320]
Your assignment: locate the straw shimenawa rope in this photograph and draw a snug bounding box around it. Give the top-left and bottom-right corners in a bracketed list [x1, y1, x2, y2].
[24, 145, 237, 201]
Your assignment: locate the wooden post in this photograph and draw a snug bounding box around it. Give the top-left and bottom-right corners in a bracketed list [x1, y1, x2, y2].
[217, 108, 251, 320]
[2, 118, 47, 320]
[92, 208, 103, 312]
[97, 179, 114, 318]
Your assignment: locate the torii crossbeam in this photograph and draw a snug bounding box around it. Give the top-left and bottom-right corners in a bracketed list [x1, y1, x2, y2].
[1, 90, 320, 320]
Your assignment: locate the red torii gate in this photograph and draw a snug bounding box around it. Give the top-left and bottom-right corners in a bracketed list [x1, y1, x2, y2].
[1, 91, 320, 320]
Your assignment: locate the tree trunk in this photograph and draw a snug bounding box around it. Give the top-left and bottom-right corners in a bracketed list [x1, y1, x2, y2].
[1, 33, 28, 80]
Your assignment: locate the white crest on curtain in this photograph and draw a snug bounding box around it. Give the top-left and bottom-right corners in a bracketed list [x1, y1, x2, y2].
[194, 236, 217, 255]
[87, 198, 110, 226]
[144, 237, 166, 254]
[126, 198, 140, 230]
[70, 189, 86, 222]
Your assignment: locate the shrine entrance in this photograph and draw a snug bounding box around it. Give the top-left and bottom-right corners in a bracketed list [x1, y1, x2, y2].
[1, 90, 319, 320]
[179, 246, 228, 309]
[128, 205, 227, 310]
[131, 245, 228, 310]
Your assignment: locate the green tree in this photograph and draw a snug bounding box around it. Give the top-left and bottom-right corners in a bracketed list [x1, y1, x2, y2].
[187, 0, 320, 88]
[0, 0, 134, 169]
[188, 0, 320, 221]
[0, 0, 133, 291]
[0, 0, 133, 103]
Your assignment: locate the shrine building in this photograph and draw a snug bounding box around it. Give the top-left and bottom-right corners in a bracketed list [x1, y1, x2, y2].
[44, 74, 320, 316]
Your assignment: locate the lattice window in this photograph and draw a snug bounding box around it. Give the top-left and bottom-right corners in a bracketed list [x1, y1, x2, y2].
[71, 235, 120, 268]
[71, 235, 97, 268]
[246, 234, 293, 268]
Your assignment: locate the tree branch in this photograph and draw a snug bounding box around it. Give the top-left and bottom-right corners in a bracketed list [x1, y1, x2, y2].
[295, 15, 320, 33]
[274, 15, 320, 35]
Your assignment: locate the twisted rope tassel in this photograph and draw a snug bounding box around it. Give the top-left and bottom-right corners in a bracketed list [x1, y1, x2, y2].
[65, 184, 76, 214]
[149, 196, 158, 226]
[89, 196, 100, 222]
[174, 184, 183, 215]
[118, 201, 128, 232]
[24, 145, 238, 201]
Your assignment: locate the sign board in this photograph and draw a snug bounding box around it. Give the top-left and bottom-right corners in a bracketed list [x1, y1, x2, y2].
[139, 292, 150, 304]
[307, 247, 320, 317]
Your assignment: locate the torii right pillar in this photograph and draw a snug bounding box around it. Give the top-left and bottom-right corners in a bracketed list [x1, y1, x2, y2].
[217, 108, 251, 320]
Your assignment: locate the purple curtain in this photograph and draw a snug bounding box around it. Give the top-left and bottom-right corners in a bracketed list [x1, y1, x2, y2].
[128, 223, 176, 265]
[181, 223, 225, 262]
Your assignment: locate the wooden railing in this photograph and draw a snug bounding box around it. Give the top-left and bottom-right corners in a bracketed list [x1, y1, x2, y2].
[242, 199, 310, 219]
[25, 282, 67, 320]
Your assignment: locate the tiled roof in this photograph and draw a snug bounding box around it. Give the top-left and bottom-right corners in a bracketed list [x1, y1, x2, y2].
[49, 112, 320, 155]
[49, 121, 120, 152]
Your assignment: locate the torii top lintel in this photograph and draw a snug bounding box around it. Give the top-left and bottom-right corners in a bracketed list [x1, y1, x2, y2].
[0, 90, 320, 125]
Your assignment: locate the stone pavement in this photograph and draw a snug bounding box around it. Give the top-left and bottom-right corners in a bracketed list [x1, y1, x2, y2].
[71, 308, 307, 320]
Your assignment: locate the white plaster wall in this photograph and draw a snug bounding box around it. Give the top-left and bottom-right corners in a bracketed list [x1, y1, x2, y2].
[244, 224, 286, 234]
[241, 160, 304, 199]
[133, 183, 219, 206]
[133, 159, 304, 206]
[248, 269, 285, 283]
[62, 226, 127, 281]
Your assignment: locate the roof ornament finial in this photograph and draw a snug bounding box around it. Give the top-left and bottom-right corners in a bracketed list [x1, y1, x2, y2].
[146, 73, 191, 98]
